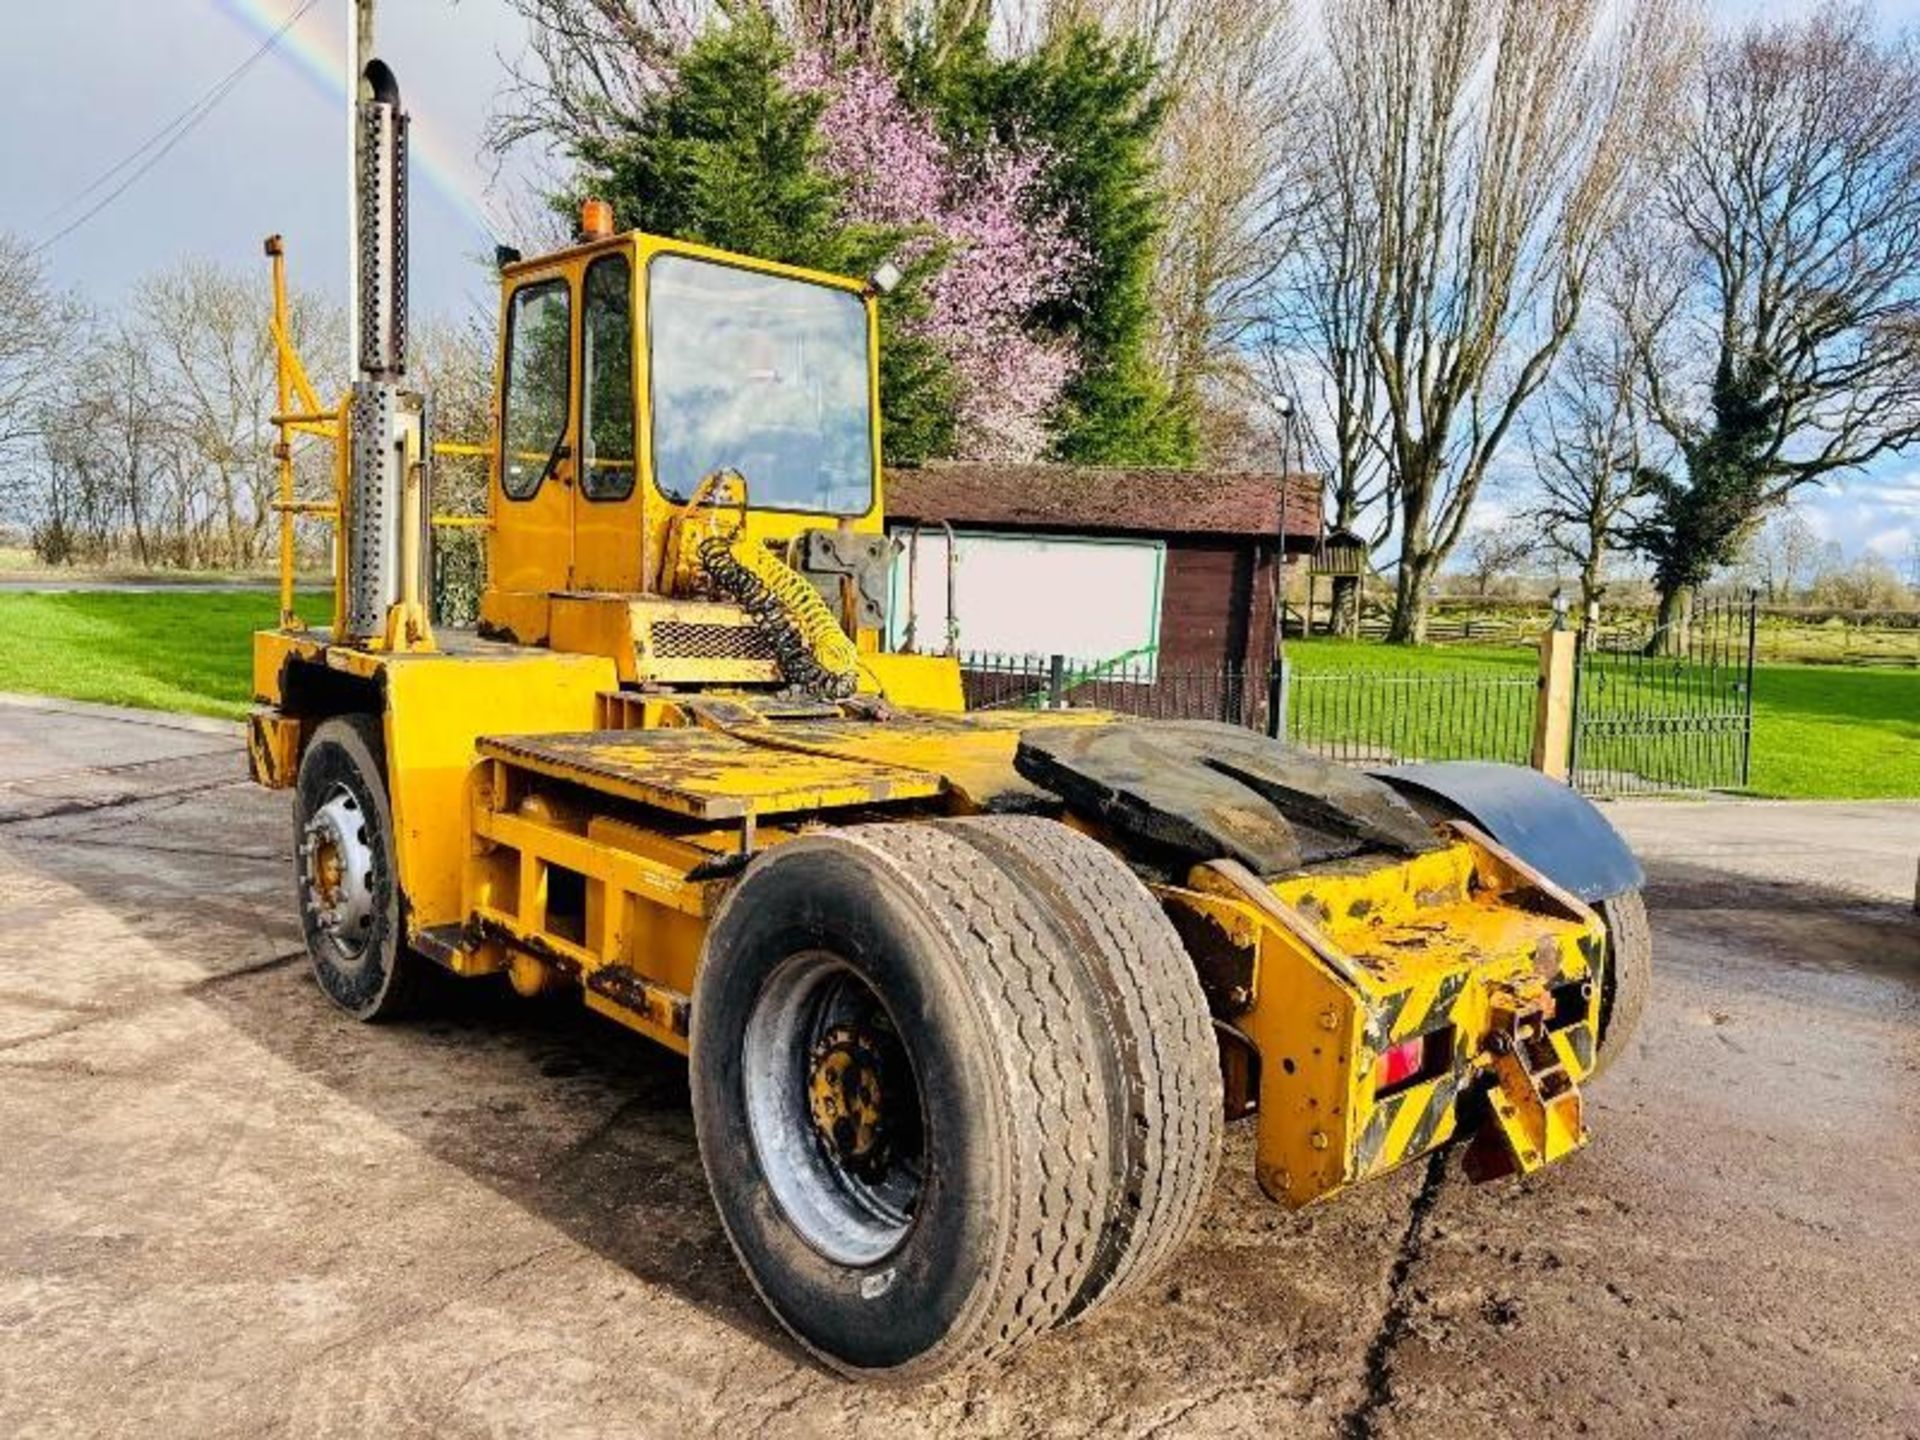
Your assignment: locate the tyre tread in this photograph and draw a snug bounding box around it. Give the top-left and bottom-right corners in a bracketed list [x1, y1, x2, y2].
[832, 824, 1113, 1367]
[1594, 888, 1651, 1076]
[940, 816, 1222, 1319]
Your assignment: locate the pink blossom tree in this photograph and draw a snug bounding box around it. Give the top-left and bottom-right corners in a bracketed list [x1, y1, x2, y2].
[785, 48, 1083, 461]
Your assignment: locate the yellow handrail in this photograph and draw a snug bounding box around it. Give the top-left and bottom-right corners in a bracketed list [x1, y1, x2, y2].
[266, 236, 493, 635]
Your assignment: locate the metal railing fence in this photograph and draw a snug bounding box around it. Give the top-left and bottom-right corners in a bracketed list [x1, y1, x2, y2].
[957, 651, 1538, 770]
[1571, 593, 1758, 796]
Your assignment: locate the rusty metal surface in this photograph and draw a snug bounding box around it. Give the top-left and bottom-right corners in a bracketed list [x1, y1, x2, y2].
[1016, 720, 1440, 876]
[684, 708, 1107, 812]
[478, 728, 943, 820]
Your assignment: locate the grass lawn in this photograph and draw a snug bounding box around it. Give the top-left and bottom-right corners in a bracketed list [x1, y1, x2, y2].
[1743, 665, 1920, 799]
[0, 589, 327, 720]
[0, 593, 1912, 798]
[1278, 638, 1541, 769]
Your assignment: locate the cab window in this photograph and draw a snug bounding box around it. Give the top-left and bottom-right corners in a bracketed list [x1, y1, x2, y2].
[500, 278, 571, 501]
[647, 254, 874, 515]
[580, 255, 636, 501]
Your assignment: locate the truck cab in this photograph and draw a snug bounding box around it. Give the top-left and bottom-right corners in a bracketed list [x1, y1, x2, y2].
[479, 231, 895, 674]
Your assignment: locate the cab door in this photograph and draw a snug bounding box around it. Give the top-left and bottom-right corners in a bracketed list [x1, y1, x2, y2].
[569, 250, 645, 592]
[489, 270, 578, 597]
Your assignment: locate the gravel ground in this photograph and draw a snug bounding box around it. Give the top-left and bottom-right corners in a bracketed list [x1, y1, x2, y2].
[1, 693, 1915, 1439]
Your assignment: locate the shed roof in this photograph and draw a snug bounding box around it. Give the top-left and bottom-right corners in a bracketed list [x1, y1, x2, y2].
[884, 462, 1322, 544]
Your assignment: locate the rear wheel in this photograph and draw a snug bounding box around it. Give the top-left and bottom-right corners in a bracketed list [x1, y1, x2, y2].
[292, 714, 428, 1021]
[938, 815, 1223, 1321]
[690, 824, 1115, 1380]
[1592, 889, 1651, 1076]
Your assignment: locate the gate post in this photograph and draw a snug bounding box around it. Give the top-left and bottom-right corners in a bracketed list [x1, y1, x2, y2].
[1266, 654, 1291, 741]
[1532, 628, 1577, 781]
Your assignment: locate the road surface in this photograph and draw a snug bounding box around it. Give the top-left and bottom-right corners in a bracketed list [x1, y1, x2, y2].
[1, 693, 1915, 1438]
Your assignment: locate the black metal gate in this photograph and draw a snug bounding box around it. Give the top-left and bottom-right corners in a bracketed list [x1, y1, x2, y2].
[1571, 593, 1758, 796]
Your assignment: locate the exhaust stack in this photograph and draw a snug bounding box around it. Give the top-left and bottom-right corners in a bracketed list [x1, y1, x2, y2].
[356, 59, 408, 379]
[344, 58, 432, 649]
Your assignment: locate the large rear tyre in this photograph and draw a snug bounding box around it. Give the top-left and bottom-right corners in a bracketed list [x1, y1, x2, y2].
[1592, 888, 1651, 1076]
[938, 816, 1222, 1322]
[292, 714, 429, 1021]
[690, 825, 1115, 1380]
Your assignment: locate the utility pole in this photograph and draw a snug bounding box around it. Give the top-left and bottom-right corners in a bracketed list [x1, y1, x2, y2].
[346, 0, 376, 375]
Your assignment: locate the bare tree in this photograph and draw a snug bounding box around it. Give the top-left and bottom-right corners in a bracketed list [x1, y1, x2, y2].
[133, 262, 279, 567]
[1263, 35, 1397, 639]
[1287, 0, 1695, 643]
[1737, 508, 1825, 604]
[1522, 322, 1659, 613]
[0, 235, 79, 487]
[1808, 549, 1911, 610]
[1625, 5, 1920, 639]
[22, 323, 168, 567]
[491, 1, 702, 164]
[10, 256, 346, 573]
[1461, 525, 1539, 598]
[1082, 0, 1302, 453]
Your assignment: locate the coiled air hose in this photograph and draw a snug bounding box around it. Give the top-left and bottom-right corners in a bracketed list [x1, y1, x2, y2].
[690, 473, 861, 701]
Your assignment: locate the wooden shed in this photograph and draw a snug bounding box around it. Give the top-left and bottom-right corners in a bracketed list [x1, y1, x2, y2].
[883, 462, 1322, 672]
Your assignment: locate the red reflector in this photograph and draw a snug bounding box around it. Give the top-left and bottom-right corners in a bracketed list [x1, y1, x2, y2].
[1375, 1036, 1426, 1091]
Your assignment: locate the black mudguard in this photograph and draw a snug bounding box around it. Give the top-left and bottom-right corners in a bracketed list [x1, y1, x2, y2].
[1373, 761, 1644, 904]
[1016, 721, 1441, 875]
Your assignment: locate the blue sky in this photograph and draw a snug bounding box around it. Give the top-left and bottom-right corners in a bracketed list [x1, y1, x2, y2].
[1, 0, 1916, 561]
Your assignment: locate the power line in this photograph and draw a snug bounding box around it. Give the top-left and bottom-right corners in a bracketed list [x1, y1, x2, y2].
[33, 1, 316, 229]
[29, 0, 325, 256]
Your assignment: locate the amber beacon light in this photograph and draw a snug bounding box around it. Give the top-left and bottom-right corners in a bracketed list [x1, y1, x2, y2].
[579, 198, 615, 239]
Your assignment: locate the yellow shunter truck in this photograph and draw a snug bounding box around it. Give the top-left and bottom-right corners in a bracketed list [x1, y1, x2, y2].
[248, 60, 1651, 1379]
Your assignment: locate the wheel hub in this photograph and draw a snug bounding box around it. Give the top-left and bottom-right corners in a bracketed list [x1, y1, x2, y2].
[742, 955, 927, 1266]
[807, 1025, 896, 1178]
[300, 785, 376, 957]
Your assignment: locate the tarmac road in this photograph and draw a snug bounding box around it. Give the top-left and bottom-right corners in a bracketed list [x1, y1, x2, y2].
[0, 692, 1915, 1439]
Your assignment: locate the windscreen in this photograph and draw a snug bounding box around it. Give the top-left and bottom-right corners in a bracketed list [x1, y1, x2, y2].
[648, 254, 874, 515]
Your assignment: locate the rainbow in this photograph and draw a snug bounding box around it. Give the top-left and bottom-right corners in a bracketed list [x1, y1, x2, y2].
[216, 0, 503, 240]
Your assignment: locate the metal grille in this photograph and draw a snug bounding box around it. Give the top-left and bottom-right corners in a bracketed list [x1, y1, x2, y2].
[650, 619, 778, 661]
[1571, 593, 1757, 796]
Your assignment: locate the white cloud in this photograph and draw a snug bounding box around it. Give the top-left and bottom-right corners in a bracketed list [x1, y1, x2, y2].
[1797, 463, 1920, 559]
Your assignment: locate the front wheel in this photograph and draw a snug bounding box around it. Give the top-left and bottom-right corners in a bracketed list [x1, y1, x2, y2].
[292, 714, 428, 1021]
[690, 824, 1116, 1380]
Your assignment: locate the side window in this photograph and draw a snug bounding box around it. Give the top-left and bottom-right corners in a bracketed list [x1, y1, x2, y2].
[500, 279, 571, 501]
[581, 255, 636, 501]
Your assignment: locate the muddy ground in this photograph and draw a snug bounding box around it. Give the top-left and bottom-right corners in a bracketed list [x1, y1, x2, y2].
[1, 693, 1915, 1438]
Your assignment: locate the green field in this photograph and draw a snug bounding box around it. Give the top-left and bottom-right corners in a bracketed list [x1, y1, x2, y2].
[0, 592, 1913, 798]
[0, 589, 321, 720]
[1741, 664, 1920, 798]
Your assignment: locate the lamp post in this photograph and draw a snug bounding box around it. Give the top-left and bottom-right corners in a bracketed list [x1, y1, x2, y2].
[1267, 395, 1296, 741]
